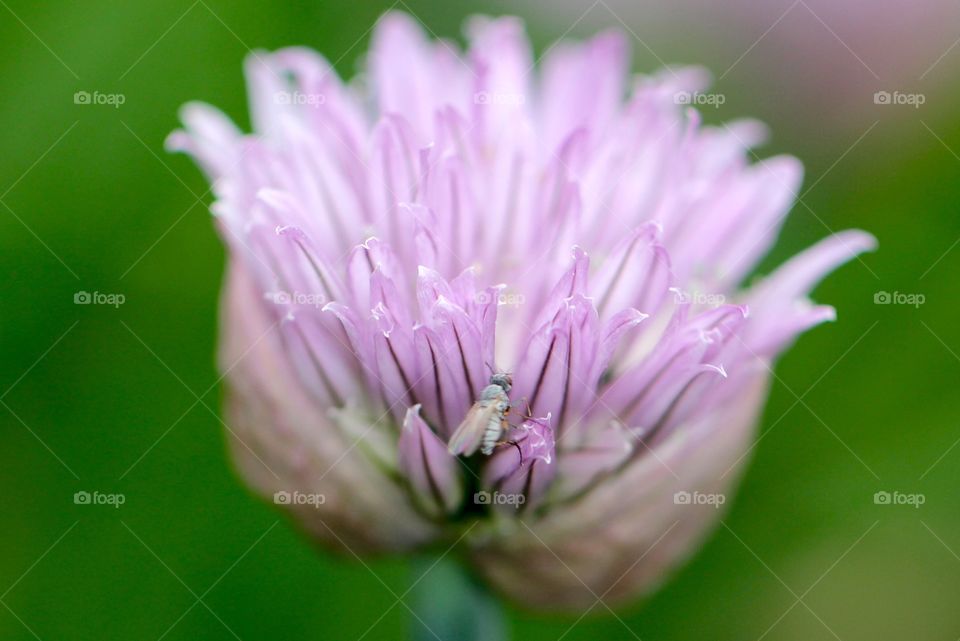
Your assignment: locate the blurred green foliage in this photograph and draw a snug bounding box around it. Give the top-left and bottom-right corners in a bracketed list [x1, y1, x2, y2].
[1, 1, 957, 639]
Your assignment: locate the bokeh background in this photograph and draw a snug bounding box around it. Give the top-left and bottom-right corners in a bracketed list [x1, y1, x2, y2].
[1, 1, 957, 639]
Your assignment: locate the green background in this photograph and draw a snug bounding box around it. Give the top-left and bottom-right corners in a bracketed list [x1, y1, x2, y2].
[1, 1, 956, 639]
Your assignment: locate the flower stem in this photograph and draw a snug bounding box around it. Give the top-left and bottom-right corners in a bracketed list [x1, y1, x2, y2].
[409, 554, 507, 641]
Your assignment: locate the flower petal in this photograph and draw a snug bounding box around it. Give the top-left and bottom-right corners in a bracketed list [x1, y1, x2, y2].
[483, 416, 556, 509]
[398, 405, 464, 515]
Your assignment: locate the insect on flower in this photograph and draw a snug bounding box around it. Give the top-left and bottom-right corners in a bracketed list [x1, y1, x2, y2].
[168, 10, 878, 611]
[447, 373, 513, 457]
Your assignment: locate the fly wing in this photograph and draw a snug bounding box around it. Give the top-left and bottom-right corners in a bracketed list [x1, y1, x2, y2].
[447, 402, 498, 456]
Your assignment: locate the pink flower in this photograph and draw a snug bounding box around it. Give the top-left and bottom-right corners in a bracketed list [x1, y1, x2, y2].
[168, 12, 875, 610]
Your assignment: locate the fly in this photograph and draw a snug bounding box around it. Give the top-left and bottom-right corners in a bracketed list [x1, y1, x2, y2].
[447, 373, 513, 457]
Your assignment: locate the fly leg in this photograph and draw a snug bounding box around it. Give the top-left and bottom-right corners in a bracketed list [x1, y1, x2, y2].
[492, 439, 524, 466]
[493, 416, 524, 466]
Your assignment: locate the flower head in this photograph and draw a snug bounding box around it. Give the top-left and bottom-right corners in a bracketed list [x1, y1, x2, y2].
[169, 12, 875, 610]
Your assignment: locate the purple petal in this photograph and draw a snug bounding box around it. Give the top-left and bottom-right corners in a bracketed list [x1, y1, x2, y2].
[483, 416, 556, 509]
[398, 405, 463, 515]
[746, 230, 877, 353]
[592, 224, 672, 319]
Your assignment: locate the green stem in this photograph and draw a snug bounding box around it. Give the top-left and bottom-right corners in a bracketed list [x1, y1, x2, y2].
[409, 555, 507, 641]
